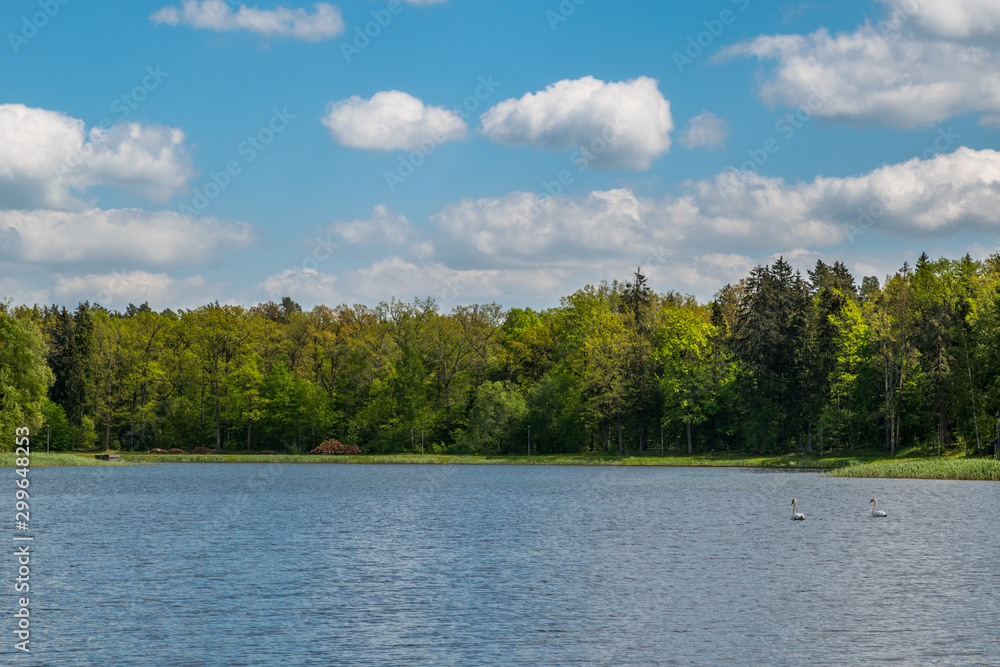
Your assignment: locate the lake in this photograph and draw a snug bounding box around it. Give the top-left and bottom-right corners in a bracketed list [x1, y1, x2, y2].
[22, 464, 1000, 665]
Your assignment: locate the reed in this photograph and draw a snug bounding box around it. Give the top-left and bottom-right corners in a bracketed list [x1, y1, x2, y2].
[827, 457, 1000, 480]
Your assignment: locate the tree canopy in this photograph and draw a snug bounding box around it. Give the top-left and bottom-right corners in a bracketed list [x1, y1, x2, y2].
[4, 252, 1000, 456]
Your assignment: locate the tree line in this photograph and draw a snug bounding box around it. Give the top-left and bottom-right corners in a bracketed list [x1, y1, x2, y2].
[3, 251, 1000, 456]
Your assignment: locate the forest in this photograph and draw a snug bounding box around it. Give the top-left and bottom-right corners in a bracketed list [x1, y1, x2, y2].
[3, 251, 1000, 457]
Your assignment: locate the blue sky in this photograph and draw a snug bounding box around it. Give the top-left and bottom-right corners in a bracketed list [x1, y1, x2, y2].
[3, 0, 1000, 310]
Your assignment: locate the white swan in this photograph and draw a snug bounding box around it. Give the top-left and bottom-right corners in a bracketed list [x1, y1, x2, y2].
[869, 498, 887, 517]
[791, 498, 805, 520]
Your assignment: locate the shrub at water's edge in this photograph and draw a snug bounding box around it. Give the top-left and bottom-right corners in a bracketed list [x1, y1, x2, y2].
[827, 458, 1000, 480]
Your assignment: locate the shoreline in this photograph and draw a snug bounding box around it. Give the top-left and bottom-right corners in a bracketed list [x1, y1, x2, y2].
[4, 450, 998, 479]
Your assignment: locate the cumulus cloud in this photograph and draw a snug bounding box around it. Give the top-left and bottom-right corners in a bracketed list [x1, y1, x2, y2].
[243, 148, 1000, 307]
[325, 205, 413, 245]
[433, 147, 1000, 268]
[150, 0, 344, 41]
[257, 267, 340, 304]
[479, 76, 673, 171]
[322, 91, 466, 151]
[0, 208, 257, 268]
[0, 104, 196, 210]
[54, 271, 217, 310]
[695, 147, 1000, 240]
[327, 147, 987, 302]
[881, 0, 1000, 41]
[679, 112, 728, 150]
[721, 5, 1000, 127]
[255, 259, 503, 306]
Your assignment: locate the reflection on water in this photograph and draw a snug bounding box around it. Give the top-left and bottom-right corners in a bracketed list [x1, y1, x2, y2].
[28, 464, 1000, 665]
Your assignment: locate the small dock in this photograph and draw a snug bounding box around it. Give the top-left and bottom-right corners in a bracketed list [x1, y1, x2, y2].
[94, 454, 120, 461]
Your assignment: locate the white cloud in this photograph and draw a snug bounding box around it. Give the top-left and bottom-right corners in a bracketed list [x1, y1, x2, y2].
[151, 0, 344, 41]
[54, 271, 217, 310]
[679, 112, 728, 150]
[0, 278, 50, 307]
[479, 76, 673, 171]
[881, 0, 1000, 41]
[0, 208, 257, 268]
[432, 189, 671, 265]
[0, 104, 195, 210]
[691, 147, 1000, 241]
[250, 147, 1000, 307]
[349, 257, 497, 302]
[257, 267, 339, 304]
[322, 91, 466, 151]
[721, 23, 1000, 127]
[326, 205, 413, 245]
[434, 147, 1000, 265]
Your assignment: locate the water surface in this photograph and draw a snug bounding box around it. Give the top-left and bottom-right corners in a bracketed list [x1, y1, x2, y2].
[20, 464, 1000, 665]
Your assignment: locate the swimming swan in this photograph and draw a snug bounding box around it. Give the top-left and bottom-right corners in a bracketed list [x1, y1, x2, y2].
[791, 498, 805, 520]
[869, 498, 887, 517]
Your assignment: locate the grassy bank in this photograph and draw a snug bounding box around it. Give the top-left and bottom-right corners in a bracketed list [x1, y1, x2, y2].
[3, 450, 856, 468]
[116, 452, 848, 467]
[5, 450, 997, 479]
[0, 451, 138, 467]
[826, 457, 1000, 481]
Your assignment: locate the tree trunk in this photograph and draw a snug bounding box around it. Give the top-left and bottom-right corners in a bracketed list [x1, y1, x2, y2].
[883, 361, 893, 452]
[444, 380, 452, 431]
[939, 405, 947, 454]
[805, 421, 814, 454]
[215, 384, 221, 451]
[686, 419, 692, 455]
[964, 343, 981, 454]
[247, 416, 252, 452]
[617, 413, 623, 456]
[330, 358, 336, 398]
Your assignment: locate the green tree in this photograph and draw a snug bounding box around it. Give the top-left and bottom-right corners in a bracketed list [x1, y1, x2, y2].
[39, 400, 74, 451]
[0, 309, 53, 446]
[656, 302, 716, 454]
[558, 285, 630, 454]
[459, 381, 528, 454]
